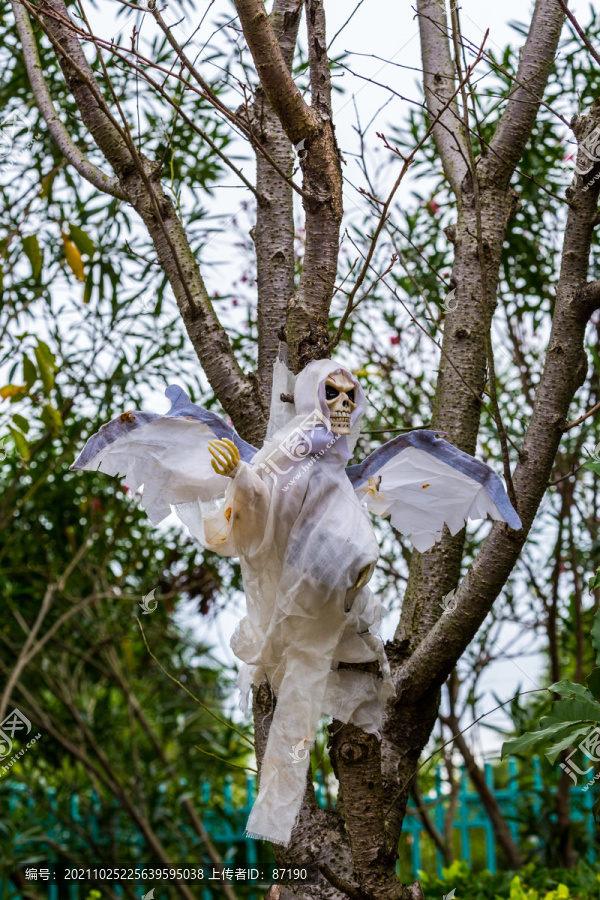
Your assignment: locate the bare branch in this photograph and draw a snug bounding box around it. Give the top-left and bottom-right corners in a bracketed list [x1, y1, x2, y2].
[564, 398, 600, 431]
[11, 0, 126, 198]
[26, 0, 267, 441]
[306, 0, 332, 117]
[0, 537, 92, 722]
[395, 107, 600, 702]
[416, 0, 469, 196]
[555, 0, 600, 67]
[331, 39, 486, 350]
[234, 0, 314, 145]
[249, 0, 301, 401]
[486, 0, 566, 186]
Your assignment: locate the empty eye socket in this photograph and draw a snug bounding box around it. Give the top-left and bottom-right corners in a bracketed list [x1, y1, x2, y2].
[347, 389, 355, 403]
[325, 385, 339, 400]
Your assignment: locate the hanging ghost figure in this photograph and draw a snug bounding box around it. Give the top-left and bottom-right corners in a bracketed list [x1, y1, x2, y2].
[71, 357, 521, 846]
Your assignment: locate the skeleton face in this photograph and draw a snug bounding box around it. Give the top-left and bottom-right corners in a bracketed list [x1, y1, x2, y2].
[324, 371, 357, 434]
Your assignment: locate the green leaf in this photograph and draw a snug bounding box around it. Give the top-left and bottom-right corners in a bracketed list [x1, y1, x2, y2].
[591, 608, 600, 666]
[7, 425, 30, 461]
[544, 725, 592, 763]
[40, 404, 62, 434]
[83, 265, 93, 305]
[542, 697, 600, 726]
[22, 354, 37, 389]
[34, 341, 56, 395]
[547, 680, 593, 699]
[589, 567, 600, 593]
[502, 722, 579, 758]
[11, 414, 29, 434]
[69, 224, 95, 257]
[583, 459, 600, 476]
[39, 169, 56, 200]
[0, 384, 27, 400]
[586, 667, 600, 701]
[22, 234, 42, 279]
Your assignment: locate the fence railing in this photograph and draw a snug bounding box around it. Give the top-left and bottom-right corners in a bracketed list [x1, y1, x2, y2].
[1, 756, 597, 898]
[400, 756, 596, 877]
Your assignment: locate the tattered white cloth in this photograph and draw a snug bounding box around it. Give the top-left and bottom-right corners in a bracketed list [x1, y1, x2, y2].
[71, 358, 521, 846]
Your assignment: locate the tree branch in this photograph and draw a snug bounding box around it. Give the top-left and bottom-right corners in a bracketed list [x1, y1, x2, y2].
[306, 0, 332, 117]
[0, 537, 92, 723]
[27, 0, 267, 442]
[555, 0, 600, 66]
[233, 0, 314, 146]
[235, 0, 343, 371]
[3, 669, 196, 900]
[11, 0, 126, 198]
[395, 104, 600, 702]
[485, 0, 566, 186]
[416, 0, 469, 196]
[248, 0, 301, 403]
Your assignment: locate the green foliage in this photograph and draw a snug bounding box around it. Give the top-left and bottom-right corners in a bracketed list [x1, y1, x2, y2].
[502, 610, 600, 764]
[420, 860, 600, 900]
[502, 610, 600, 828]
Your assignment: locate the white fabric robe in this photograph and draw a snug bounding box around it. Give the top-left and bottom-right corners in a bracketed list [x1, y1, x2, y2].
[175, 360, 393, 845]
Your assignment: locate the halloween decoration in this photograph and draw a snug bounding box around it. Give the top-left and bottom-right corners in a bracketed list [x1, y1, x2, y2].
[71, 358, 521, 846]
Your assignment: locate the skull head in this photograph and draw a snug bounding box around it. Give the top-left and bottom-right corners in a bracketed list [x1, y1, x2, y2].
[324, 371, 357, 434]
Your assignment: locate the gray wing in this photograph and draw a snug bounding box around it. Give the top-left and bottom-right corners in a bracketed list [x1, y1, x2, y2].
[347, 430, 521, 552]
[71, 385, 257, 524]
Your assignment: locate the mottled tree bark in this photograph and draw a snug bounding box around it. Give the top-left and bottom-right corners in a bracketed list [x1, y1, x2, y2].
[245, 0, 300, 401]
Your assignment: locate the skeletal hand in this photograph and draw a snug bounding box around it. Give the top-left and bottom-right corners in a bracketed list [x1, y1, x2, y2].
[208, 438, 240, 477]
[352, 563, 371, 592]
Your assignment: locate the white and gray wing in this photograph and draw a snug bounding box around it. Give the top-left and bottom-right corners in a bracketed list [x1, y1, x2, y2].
[70, 385, 257, 524]
[346, 431, 521, 552]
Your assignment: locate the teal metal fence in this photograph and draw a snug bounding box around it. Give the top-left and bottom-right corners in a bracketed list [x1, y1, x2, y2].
[1, 757, 597, 898]
[400, 756, 596, 876]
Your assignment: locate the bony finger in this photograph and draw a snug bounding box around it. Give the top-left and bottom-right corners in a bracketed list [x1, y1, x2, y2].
[208, 438, 226, 457]
[222, 438, 238, 454]
[224, 448, 238, 468]
[209, 452, 224, 472]
[212, 443, 232, 465]
[225, 440, 240, 464]
[225, 446, 239, 466]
